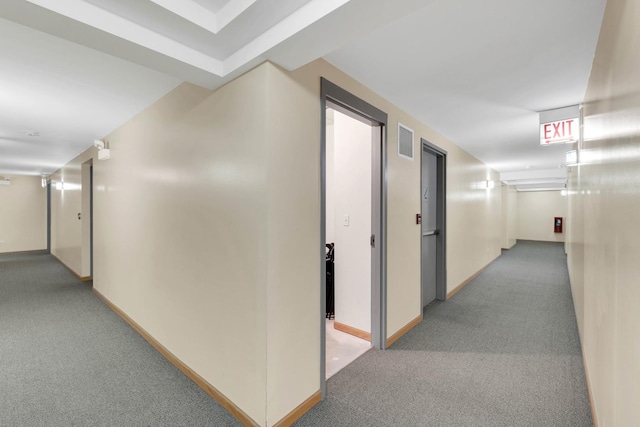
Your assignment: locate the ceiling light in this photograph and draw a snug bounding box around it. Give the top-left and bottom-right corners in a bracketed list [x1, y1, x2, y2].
[516, 183, 566, 192]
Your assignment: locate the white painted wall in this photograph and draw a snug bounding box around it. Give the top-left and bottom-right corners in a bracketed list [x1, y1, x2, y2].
[329, 109, 372, 334]
[325, 109, 335, 244]
[516, 190, 566, 242]
[0, 175, 46, 253]
[567, 0, 640, 424]
[501, 185, 517, 249]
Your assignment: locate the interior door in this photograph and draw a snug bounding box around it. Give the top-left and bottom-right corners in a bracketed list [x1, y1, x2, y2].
[422, 149, 438, 308]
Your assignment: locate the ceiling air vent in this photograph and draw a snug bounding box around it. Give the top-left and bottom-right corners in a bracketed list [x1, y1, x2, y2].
[398, 123, 414, 160]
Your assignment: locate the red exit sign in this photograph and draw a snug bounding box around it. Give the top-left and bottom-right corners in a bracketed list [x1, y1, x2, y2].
[540, 118, 579, 145]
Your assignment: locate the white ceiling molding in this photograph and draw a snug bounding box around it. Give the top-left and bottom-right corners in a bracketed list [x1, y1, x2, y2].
[149, 0, 257, 34]
[24, 0, 224, 75]
[22, 0, 350, 78]
[223, 0, 350, 74]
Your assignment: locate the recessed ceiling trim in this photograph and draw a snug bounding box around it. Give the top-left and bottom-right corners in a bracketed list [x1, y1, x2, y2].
[216, 0, 258, 32]
[24, 0, 223, 75]
[223, 0, 350, 74]
[149, 0, 257, 34]
[23, 0, 349, 79]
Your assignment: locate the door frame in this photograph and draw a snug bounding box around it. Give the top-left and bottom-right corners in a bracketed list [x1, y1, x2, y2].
[320, 78, 388, 397]
[46, 181, 51, 253]
[421, 139, 447, 302]
[89, 163, 93, 279]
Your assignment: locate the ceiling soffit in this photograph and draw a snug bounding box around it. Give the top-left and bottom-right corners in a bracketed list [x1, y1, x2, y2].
[23, 0, 350, 79]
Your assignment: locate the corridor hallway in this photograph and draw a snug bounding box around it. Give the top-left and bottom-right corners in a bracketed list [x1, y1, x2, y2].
[0, 241, 591, 426]
[295, 241, 591, 426]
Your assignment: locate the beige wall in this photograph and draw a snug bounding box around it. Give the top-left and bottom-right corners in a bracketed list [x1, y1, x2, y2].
[88, 64, 321, 426]
[50, 59, 504, 425]
[50, 149, 95, 277]
[263, 64, 320, 425]
[567, 0, 640, 425]
[0, 176, 46, 253]
[93, 77, 271, 424]
[501, 185, 517, 249]
[516, 190, 566, 242]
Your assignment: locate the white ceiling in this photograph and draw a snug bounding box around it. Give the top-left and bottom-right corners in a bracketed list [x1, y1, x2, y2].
[0, 0, 606, 180]
[325, 0, 607, 176]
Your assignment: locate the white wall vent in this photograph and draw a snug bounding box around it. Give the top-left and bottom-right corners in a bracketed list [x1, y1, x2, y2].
[398, 123, 414, 160]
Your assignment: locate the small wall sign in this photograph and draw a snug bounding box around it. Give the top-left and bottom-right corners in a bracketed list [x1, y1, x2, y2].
[540, 118, 579, 145]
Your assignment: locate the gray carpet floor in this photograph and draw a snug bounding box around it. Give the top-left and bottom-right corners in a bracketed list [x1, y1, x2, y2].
[0, 252, 240, 426]
[1, 241, 592, 426]
[295, 241, 592, 427]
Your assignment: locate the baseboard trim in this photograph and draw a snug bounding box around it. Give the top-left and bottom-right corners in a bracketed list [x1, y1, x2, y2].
[581, 342, 598, 426]
[92, 289, 260, 427]
[0, 249, 47, 256]
[447, 252, 501, 299]
[51, 253, 91, 282]
[334, 321, 371, 341]
[273, 390, 321, 427]
[386, 314, 422, 348]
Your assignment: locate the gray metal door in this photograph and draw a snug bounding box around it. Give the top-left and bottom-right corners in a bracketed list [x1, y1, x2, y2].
[422, 149, 438, 308]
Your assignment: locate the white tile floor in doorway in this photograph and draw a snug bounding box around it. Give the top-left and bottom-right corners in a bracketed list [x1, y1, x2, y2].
[325, 319, 372, 379]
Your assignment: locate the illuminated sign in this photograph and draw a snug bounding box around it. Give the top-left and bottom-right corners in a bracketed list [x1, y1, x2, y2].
[540, 118, 579, 145]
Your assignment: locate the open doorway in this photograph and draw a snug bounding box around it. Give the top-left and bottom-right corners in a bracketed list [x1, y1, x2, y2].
[320, 79, 388, 395]
[421, 139, 447, 310]
[324, 107, 373, 378]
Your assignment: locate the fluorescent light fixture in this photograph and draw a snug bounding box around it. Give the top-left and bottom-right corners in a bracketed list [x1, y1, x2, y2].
[516, 183, 566, 192]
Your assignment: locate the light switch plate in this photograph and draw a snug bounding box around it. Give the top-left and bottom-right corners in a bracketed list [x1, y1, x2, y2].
[343, 215, 349, 226]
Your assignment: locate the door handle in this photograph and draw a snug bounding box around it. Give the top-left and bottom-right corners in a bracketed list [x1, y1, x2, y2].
[422, 229, 439, 237]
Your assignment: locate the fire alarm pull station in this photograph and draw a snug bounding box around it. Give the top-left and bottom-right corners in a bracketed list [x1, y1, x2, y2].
[554, 217, 563, 233]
